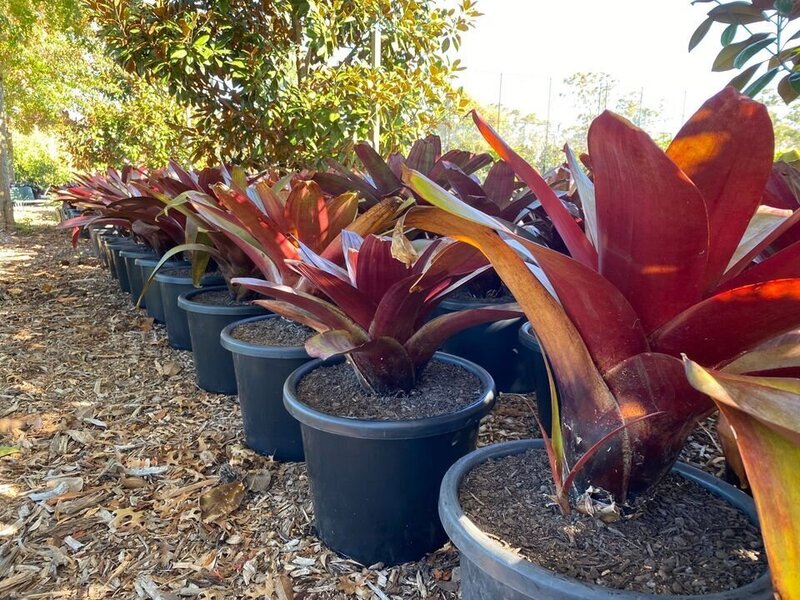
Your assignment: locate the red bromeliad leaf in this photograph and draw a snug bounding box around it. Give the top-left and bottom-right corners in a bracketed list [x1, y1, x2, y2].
[232, 277, 363, 334]
[349, 337, 417, 393]
[253, 180, 290, 232]
[432, 149, 493, 182]
[602, 353, 713, 497]
[502, 232, 649, 374]
[191, 198, 287, 282]
[666, 87, 774, 290]
[720, 206, 800, 283]
[403, 178, 647, 374]
[483, 161, 516, 208]
[368, 274, 432, 342]
[471, 109, 598, 268]
[588, 111, 709, 332]
[284, 181, 331, 249]
[715, 240, 800, 291]
[722, 330, 800, 376]
[651, 279, 800, 366]
[312, 171, 381, 205]
[406, 136, 440, 174]
[443, 165, 500, 216]
[403, 207, 632, 498]
[319, 197, 404, 265]
[319, 192, 359, 249]
[305, 329, 368, 359]
[289, 261, 377, 330]
[354, 235, 414, 304]
[683, 360, 800, 598]
[355, 143, 403, 196]
[405, 304, 523, 368]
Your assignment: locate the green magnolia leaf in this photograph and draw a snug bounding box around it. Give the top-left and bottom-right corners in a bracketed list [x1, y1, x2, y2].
[734, 37, 775, 69]
[778, 74, 800, 103]
[713, 33, 770, 71]
[689, 17, 714, 51]
[707, 2, 766, 24]
[743, 66, 780, 96]
[170, 48, 187, 60]
[721, 23, 738, 46]
[727, 63, 761, 90]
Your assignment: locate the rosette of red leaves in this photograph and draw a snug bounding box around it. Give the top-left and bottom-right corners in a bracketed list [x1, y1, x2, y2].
[234, 232, 522, 393]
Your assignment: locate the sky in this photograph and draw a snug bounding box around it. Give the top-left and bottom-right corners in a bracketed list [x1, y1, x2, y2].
[454, 0, 734, 136]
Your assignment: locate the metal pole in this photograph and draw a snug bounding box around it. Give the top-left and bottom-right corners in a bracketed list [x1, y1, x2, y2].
[636, 87, 644, 126]
[541, 77, 552, 172]
[496, 72, 503, 131]
[372, 24, 381, 152]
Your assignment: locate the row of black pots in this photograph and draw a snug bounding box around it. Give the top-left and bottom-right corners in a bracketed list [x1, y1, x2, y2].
[216, 314, 768, 597]
[86, 233, 769, 597]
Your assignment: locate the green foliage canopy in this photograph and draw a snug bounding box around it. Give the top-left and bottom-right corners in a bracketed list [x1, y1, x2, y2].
[87, 0, 480, 168]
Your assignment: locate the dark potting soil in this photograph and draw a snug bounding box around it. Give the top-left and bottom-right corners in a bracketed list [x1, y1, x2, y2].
[189, 289, 251, 306]
[230, 317, 314, 347]
[296, 360, 481, 420]
[447, 286, 516, 304]
[459, 449, 766, 595]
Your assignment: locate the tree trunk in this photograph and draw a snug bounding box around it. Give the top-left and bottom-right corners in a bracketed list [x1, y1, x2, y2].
[0, 71, 15, 231]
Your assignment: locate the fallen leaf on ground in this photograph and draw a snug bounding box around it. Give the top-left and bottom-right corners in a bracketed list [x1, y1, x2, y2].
[199, 481, 245, 525]
[0, 446, 20, 457]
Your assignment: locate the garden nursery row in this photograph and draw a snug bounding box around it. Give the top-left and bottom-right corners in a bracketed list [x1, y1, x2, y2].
[55, 88, 800, 599]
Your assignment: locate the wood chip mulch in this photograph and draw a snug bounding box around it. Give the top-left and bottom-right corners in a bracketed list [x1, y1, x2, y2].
[0, 215, 725, 599]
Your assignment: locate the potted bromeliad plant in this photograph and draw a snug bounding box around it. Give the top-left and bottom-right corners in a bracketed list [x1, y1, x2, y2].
[401, 87, 800, 598]
[209, 177, 401, 459]
[315, 135, 549, 391]
[232, 230, 522, 566]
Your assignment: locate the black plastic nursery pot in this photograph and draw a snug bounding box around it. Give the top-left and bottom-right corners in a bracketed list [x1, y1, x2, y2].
[435, 297, 528, 393]
[220, 315, 312, 461]
[99, 234, 127, 274]
[438, 439, 773, 600]
[156, 268, 225, 350]
[135, 257, 190, 323]
[120, 248, 158, 307]
[106, 240, 140, 290]
[177, 286, 266, 394]
[89, 225, 116, 258]
[283, 353, 496, 566]
[518, 322, 554, 432]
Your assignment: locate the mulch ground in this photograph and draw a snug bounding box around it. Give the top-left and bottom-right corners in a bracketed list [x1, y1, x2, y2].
[0, 213, 725, 599]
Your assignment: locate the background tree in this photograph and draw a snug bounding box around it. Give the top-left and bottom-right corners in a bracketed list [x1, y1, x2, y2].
[1, 0, 191, 230]
[690, 0, 800, 102]
[86, 0, 480, 169]
[0, 0, 81, 229]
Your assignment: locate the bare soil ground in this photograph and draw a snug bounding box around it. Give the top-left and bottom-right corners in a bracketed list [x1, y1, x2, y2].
[0, 214, 724, 599]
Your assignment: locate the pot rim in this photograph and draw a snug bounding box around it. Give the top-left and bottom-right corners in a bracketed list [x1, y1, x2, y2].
[283, 352, 496, 440]
[155, 268, 224, 285]
[105, 240, 141, 249]
[518, 321, 543, 353]
[438, 439, 772, 600]
[119, 249, 158, 259]
[439, 295, 522, 312]
[220, 314, 309, 359]
[177, 285, 265, 316]
[135, 257, 190, 269]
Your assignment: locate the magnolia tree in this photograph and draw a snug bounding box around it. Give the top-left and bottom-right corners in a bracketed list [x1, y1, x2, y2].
[87, 0, 480, 169]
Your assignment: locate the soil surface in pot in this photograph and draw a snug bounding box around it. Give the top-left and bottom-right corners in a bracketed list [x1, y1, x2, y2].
[460, 449, 765, 596]
[231, 318, 313, 347]
[189, 289, 251, 306]
[296, 360, 481, 420]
